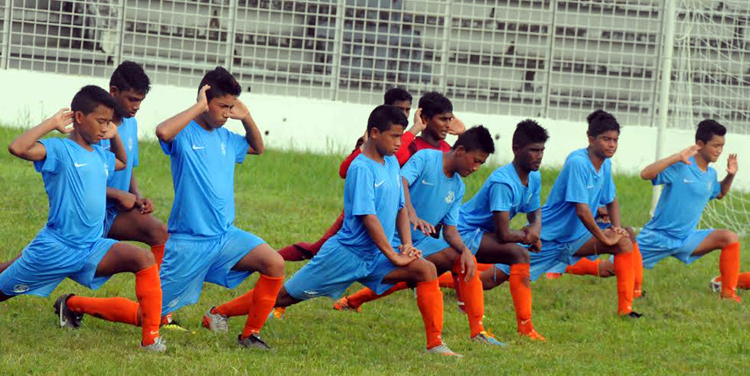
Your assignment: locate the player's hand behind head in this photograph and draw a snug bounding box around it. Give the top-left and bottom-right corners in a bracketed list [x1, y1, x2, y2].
[229, 99, 250, 120]
[51, 108, 74, 134]
[411, 108, 426, 133]
[102, 121, 119, 140]
[197, 85, 210, 112]
[680, 145, 699, 164]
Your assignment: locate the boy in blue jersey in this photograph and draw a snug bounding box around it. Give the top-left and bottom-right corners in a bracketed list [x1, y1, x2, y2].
[459, 120, 548, 340]
[154, 67, 285, 350]
[2, 86, 165, 351]
[270, 105, 460, 357]
[638, 120, 745, 302]
[101, 62, 169, 268]
[507, 110, 640, 317]
[335, 126, 505, 346]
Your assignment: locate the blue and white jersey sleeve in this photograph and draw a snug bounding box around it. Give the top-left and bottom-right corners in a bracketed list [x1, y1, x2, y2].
[563, 159, 591, 204]
[131, 119, 140, 168]
[524, 173, 542, 212]
[227, 130, 250, 164]
[398, 175, 405, 210]
[599, 169, 616, 205]
[34, 138, 63, 173]
[401, 150, 428, 186]
[159, 129, 183, 156]
[489, 182, 515, 213]
[653, 163, 681, 186]
[442, 182, 465, 227]
[348, 164, 377, 216]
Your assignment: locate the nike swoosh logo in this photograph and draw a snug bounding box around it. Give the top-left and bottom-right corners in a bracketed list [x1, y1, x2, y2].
[520, 319, 531, 325]
[421, 179, 434, 186]
[374, 180, 385, 187]
[74, 163, 87, 168]
[586, 185, 595, 189]
[192, 145, 205, 150]
[683, 179, 694, 183]
[150, 331, 159, 335]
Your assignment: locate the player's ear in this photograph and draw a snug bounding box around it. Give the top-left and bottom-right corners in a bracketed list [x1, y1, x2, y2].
[74, 110, 85, 125]
[109, 86, 119, 96]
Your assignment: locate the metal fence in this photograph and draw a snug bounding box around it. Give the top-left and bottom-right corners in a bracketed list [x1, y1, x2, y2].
[1, 0, 748, 133]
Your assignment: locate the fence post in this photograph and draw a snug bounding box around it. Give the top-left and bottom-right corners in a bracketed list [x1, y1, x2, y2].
[647, 3, 666, 130]
[330, 0, 346, 101]
[114, 0, 127, 66]
[1, 0, 12, 70]
[541, 0, 557, 118]
[438, 0, 452, 94]
[224, 0, 239, 72]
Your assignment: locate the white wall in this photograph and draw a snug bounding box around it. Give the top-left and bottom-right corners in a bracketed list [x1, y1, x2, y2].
[1, 69, 748, 191]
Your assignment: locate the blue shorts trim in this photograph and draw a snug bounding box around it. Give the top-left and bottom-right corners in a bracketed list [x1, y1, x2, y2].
[160, 227, 266, 315]
[102, 206, 119, 236]
[636, 228, 714, 269]
[0, 230, 116, 297]
[284, 238, 398, 301]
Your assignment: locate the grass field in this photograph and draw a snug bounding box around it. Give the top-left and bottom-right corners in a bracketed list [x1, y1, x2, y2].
[0, 126, 748, 375]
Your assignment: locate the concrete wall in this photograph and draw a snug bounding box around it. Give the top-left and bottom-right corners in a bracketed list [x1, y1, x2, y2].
[1, 69, 747, 191]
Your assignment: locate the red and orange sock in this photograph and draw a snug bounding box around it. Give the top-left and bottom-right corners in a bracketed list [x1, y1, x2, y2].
[67, 296, 140, 326]
[719, 242, 741, 301]
[241, 274, 284, 339]
[509, 263, 537, 337]
[564, 258, 601, 276]
[437, 272, 455, 289]
[135, 264, 162, 346]
[453, 259, 484, 338]
[715, 272, 750, 290]
[345, 282, 407, 309]
[151, 245, 165, 268]
[632, 242, 644, 298]
[416, 279, 443, 350]
[613, 251, 635, 315]
[213, 289, 255, 318]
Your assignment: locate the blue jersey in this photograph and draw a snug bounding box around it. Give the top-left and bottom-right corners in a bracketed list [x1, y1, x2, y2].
[540, 148, 615, 243]
[458, 163, 541, 234]
[642, 157, 720, 239]
[401, 150, 465, 243]
[160, 121, 250, 237]
[34, 138, 115, 246]
[101, 118, 139, 205]
[337, 154, 405, 256]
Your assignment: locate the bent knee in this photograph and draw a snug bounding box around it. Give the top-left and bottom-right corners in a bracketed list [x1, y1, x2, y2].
[718, 230, 740, 247]
[145, 222, 169, 246]
[260, 249, 286, 277]
[412, 259, 438, 282]
[513, 247, 530, 264]
[617, 237, 634, 254]
[135, 249, 156, 270]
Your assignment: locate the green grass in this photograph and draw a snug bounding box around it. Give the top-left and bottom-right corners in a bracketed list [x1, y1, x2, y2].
[0, 126, 748, 375]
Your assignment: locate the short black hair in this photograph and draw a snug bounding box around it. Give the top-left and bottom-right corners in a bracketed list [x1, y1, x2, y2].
[418, 92, 453, 118]
[586, 109, 620, 137]
[199, 66, 242, 102]
[696, 119, 726, 143]
[71, 85, 118, 115]
[367, 105, 408, 134]
[384, 88, 412, 105]
[109, 61, 150, 94]
[453, 125, 495, 154]
[513, 119, 549, 148]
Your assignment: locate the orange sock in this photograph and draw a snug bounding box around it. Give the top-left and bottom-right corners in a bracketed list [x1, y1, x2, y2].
[437, 272, 454, 289]
[613, 252, 635, 315]
[453, 259, 484, 337]
[241, 274, 284, 338]
[564, 258, 601, 276]
[67, 296, 140, 325]
[477, 263, 493, 273]
[509, 263, 534, 334]
[214, 289, 255, 318]
[345, 282, 408, 309]
[135, 264, 162, 346]
[416, 279, 443, 349]
[632, 242, 644, 298]
[719, 242, 741, 299]
[151, 245, 165, 268]
[717, 272, 750, 289]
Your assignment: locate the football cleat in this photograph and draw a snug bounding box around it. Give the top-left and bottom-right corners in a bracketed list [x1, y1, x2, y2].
[53, 294, 83, 329]
[202, 307, 228, 332]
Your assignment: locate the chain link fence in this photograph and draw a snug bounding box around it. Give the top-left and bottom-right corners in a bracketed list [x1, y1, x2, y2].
[1, 0, 748, 133]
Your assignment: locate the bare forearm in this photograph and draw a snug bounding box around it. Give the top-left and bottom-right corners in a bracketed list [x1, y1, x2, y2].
[719, 174, 735, 199]
[8, 120, 55, 160]
[129, 175, 142, 198]
[493, 211, 526, 243]
[640, 153, 680, 180]
[106, 187, 127, 202]
[242, 114, 264, 155]
[362, 215, 397, 258]
[527, 209, 541, 232]
[155, 103, 204, 142]
[443, 225, 469, 253]
[606, 199, 621, 227]
[109, 132, 127, 170]
[576, 204, 607, 242]
[396, 208, 412, 247]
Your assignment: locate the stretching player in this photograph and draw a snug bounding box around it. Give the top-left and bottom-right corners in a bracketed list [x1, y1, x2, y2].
[155, 67, 285, 349]
[637, 120, 746, 302]
[3, 86, 164, 351]
[334, 126, 505, 345]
